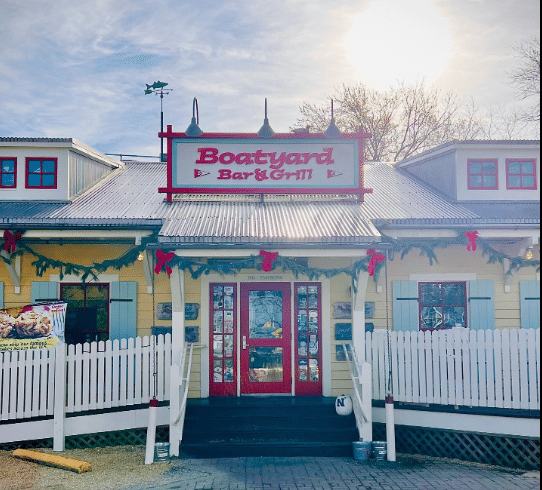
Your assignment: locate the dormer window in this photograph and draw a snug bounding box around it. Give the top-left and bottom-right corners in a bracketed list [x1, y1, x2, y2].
[467, 159, 498, 190]
[506, 159, 537, 190]
[0, 158, 16, 188]
[26, 158, 57, 189]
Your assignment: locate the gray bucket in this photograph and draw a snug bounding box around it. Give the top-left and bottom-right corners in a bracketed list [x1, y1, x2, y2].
[154, 442, 170, 462]
[372, 441, 387, 461]
[353, 441, 371, 462]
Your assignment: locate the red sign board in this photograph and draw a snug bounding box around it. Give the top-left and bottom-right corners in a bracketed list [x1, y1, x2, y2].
[158, 126, 372, 201]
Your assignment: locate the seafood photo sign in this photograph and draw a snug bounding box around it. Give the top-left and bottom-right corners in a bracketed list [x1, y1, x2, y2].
[0, 302, 67, 350]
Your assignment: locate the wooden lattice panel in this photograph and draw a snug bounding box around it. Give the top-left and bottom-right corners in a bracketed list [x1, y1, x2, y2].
[374, 423, 540, 470]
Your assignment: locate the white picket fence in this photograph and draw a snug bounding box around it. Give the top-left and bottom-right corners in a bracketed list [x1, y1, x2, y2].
[1, 335, 172, 422]
[0, 329, 539, 446]
[367, 328, 540, 410]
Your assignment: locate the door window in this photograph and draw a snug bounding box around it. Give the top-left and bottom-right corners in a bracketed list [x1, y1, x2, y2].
[209, 283, 237, 396]
[241, 283, 291, 394]
[295, 283, 322, 395]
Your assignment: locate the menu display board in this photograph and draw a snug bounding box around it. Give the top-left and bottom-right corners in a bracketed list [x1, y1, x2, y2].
[0, 303, 67, 350]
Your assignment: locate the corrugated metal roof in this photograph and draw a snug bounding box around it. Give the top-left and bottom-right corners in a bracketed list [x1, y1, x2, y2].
[361, 163, 479, 220]
[0, 137, 74, 143]
[1, 161, 538, 246]
[158, 200, 381, 245]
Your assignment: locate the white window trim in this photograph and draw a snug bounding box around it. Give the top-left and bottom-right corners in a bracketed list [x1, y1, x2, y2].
[50, 273, 119, 284]
[409, 273, 476, 330]
[409, 273, 476, 282]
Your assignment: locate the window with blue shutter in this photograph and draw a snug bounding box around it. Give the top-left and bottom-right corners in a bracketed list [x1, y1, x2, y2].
[520, 281, 540, 329]
[392, 281, 419, 331]
[109, 281, 137, 340]
[468, 280, 495, 330]
[31, 281, 59, 304]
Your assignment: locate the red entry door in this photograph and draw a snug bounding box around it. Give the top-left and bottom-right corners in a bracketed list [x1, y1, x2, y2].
[240, 283, 291, 394]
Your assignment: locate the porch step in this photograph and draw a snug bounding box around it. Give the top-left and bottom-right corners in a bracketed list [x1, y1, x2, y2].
[179, 397, 358, 458]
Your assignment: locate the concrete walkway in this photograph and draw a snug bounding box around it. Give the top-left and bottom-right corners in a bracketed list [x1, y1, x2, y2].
[121, 455, 540, 490]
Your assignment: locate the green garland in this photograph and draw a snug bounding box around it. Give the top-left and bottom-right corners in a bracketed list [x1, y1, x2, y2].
[381, 231, 540, 275]
[1, 233, 159, 284]
[1, 230, 539, 288]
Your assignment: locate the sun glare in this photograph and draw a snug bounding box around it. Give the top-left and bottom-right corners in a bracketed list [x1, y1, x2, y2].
[345, 0, 452, 88]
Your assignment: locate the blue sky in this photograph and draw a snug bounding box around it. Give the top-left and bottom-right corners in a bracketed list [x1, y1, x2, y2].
[0, 0, 539, 159]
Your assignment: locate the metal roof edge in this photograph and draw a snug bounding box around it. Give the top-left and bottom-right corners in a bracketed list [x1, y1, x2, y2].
[372, 218, 540, 228]
[0, 218, 164, 228]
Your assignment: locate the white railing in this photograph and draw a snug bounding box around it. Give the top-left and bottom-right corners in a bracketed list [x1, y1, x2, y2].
[342, 342, 372, 441]
[366, 328, 540, 410]
[169, 343, 204, 457]
[0, 334, 172, 422]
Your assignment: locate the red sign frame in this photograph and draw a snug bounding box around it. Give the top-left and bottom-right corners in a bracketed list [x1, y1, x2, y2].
[158, 125, 372, 202]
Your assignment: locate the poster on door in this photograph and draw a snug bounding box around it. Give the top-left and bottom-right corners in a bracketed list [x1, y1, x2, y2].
[0, 302, 67, 350]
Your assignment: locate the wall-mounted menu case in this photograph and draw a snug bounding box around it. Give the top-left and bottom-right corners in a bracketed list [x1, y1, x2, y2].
[209, 283, 237, 396]
[294, 282, 322, 395]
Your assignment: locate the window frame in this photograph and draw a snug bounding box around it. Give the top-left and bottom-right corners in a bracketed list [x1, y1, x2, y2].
[505, 158, 537, 190]
[467, 159, 499, 190]
[60, 282, 110, 344]
[418, 281, 468, 331]
[0, 157, 17, 188]
[25, 157, 58, 189]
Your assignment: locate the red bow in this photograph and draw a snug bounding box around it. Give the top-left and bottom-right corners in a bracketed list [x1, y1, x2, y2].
[465, 231, 479, 252]
[3, 230, 22, 254]
[260, 250, 279, 272]
[366, 249, 386, 277]
[155, 250, 175, 275]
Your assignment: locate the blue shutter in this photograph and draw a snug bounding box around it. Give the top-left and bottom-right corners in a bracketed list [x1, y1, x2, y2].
[520, 281, 540, 329]
[31, 281, 59, 304]
[0, 282, 4, 308]
[468, 280, 495, 330]
[109, 281, 137, 340]
[393, 281, 419, 331]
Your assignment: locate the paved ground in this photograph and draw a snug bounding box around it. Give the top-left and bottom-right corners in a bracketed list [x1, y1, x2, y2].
[120, 455, 540, 490]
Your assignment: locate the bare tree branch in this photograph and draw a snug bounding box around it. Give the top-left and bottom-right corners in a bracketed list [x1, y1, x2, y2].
[508, 37, 540, 122]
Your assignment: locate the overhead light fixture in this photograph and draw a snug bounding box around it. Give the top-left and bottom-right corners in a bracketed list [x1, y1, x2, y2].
[137, 252, 145, 262]
[185, 97, 203, 137]
[323, 99, 342, 139]
[524, 246, 534, 260]
[257, 98, 275, 138]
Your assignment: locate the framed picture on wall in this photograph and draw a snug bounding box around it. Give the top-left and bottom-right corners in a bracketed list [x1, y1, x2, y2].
[156, 303, 172, 320]
[333, 302, 351, 319]
[334, 323, 352, 340]
[185, 326, 199, 343]
[335, 344, 352, 361]
[365, 302, 375, 318]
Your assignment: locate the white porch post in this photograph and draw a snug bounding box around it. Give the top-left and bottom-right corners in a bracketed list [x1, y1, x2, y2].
[352, 269, 369, 362]
[352, 268, 372, 442]
[169, 264, 185, 457]
[53, 342, 66, 451]
[169, 264, 186, 363]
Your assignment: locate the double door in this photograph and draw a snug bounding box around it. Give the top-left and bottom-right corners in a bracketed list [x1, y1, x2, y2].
[210, 281, 322, 396]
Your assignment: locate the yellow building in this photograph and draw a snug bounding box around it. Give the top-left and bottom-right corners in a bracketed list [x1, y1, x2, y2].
[0, 135, 539, 464]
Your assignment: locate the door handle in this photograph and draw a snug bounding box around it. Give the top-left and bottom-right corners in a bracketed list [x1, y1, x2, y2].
[242, 335, 247, 350]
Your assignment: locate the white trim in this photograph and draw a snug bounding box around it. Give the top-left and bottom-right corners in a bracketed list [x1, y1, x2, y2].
[23, 230, 152, 240]
[391, 229, 540, 240]
[410, 273, 476, 282]
[50, 273, 119, 283]
[175, 248, 379, 258]
[373, 407, 539, 438]
[200, 272, 331, 397]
